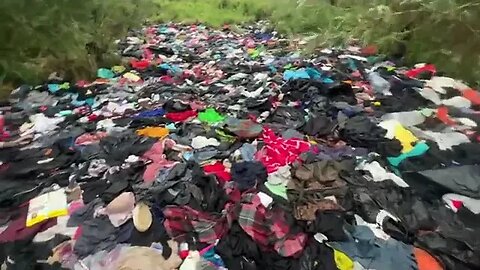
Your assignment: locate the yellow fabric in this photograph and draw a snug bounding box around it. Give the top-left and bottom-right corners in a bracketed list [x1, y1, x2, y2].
[112, 65, 126, 73]
[394, 124, 418, 153]
[136, 127, 169, 138]
[123, 72, 141, 82]
[26, 189, 68, 227]
[380, 120, 419, 153]
[334, 249, 354, 270]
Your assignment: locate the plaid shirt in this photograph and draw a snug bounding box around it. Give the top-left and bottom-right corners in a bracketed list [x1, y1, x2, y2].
[237, 192, 307, 257]
[163, 185, 306, 257]
[163, 205, 230, 244]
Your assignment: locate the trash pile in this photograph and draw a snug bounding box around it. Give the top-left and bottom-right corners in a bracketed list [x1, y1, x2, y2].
[1, 23, 480, 270]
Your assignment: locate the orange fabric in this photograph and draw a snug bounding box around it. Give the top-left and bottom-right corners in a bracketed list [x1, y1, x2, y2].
[437, 106, 456, 126]
[136, 127, 169, 138]
[463, 89, 480, 105]
[414, 247, 443, 270]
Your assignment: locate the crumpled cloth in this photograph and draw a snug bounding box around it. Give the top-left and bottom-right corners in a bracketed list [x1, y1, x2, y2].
[255, 127, 310, 173]
[143, 139, 179, 182]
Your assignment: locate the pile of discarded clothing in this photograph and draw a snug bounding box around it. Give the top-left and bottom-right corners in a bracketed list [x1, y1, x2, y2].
[1, 22, 480, 270]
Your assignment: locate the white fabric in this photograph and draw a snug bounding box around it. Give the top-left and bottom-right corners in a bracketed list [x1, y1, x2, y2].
[443, 193, 480, 214]
[420, 87, 441, 104]
[258, 192, 273, 208]
[191, 136, 220, 149]
[338, 54, 368, 62]
[254, 73, 269, 81]
[378, 120, 397, 139]
[356, 161, 409, 187]
[241, 86, 265, 98]
[105, 102, 136, 114]
[227, 73, 248, 81]
[354, 215, 391, 241]
[455, 118, 477, 127]
[29, 113, 65, 134]
[267, 165, 291, 185]
[180, 251, 211, 270]
[425, 76, 455, 94]
[381, 111, 425, 127]
[442, 96, 471, 108]
[33, 216, 77, 243]
[96, 119, 116, 131]
[409, 127, 470, 150]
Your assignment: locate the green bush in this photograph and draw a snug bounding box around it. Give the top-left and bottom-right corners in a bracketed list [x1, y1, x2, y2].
[269, 0, 480, 84]
[0, 0, 154, 89]
[1, 0, 478, 96]
[151, 0, 273, 27]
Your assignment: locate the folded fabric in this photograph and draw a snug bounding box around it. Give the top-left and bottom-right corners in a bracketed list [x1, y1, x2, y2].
[135, 108, 166, 118]
[267, 165, 292, 186]
[409, 165, 480, 198]
[143, 140, 179, 182]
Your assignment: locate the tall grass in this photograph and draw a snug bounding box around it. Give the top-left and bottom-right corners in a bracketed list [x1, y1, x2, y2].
[0, 0, 478, 96]
[0, 0, 154, 89]
[152, 0, 273, 27]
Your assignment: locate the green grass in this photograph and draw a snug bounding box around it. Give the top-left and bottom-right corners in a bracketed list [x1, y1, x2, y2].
[0, 0, 478, 97]
[151, 0, 273, 27]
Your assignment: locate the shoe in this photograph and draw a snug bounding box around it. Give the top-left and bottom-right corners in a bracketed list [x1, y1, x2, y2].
[133, 202, 152, 232]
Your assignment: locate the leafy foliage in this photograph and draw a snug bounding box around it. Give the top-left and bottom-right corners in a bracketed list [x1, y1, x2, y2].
[269, 0, 480, 84]
[1, 0, 478, 96]
[151, 0, 273, 27]
[0, 0, 153, 87]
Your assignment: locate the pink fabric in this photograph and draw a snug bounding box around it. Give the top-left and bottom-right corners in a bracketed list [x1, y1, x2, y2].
[68, 201, 84, 215]
[452, 200, 463, 210]
[75, 132, 108, 146]
[142, 139, 178, 182]
[0, 115, 9, 141]
[73, 226, 82, 240]
[255, 127, 310, 173]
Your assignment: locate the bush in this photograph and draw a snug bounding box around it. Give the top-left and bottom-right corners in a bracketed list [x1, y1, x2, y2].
[151, 0, 273, 27]
[1, 0, 478, 96]
[269, 0, 480, 84]
[0, 0, 154, 89]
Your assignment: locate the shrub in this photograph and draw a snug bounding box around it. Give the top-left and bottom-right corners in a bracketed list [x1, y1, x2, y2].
[0, 0, 154, 89]
[269, 0, 480, 84]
